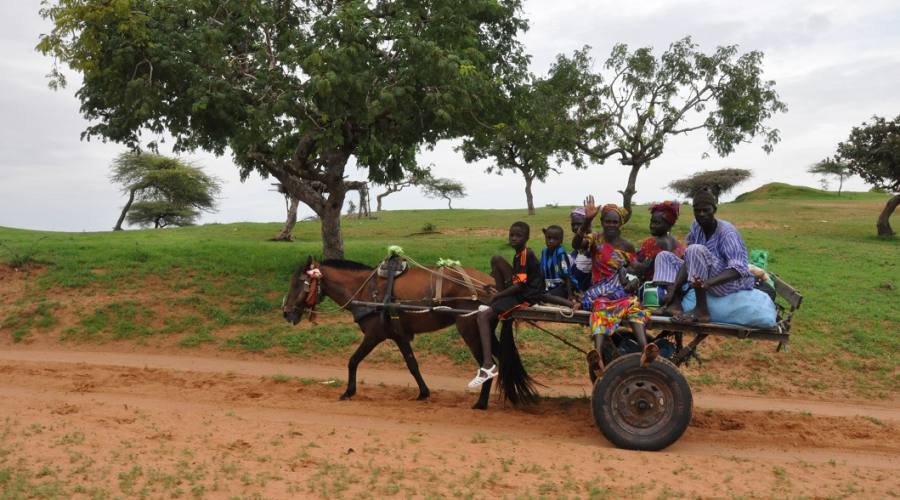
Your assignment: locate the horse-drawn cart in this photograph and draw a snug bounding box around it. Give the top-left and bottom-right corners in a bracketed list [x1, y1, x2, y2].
[284, 257, 802, 451]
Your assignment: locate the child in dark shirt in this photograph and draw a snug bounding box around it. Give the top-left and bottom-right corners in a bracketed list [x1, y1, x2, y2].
[468, 221, 544, 388]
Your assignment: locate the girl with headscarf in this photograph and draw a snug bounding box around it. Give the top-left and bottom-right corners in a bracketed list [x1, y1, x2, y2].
[568, 207, 593, 292]
[572, 196, 652, 375]
[633, 201, 686, 282]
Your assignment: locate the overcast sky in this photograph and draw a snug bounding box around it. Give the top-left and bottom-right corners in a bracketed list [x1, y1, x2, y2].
[2, 0, 898, 232]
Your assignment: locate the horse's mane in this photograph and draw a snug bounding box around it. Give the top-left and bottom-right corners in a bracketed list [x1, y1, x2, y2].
[321, 259, 373, 271]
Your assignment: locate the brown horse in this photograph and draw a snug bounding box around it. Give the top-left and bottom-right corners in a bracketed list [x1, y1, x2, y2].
[281, 256, 538, 409]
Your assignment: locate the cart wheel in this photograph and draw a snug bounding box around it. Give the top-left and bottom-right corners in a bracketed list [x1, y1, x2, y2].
[591, 353, 692, 451]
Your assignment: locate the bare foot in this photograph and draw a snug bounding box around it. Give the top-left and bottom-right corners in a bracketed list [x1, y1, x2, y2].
[671, 310, 711, 324]
[586, 349, 603, 383]
[640, 343, 660, 367]
[656, 304, 682, 317]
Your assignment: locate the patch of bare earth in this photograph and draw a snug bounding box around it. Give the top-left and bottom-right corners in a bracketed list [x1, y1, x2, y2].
[0, 356, 897, 498]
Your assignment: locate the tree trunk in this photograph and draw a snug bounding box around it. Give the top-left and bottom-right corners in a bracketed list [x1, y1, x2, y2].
[838, 175, 844, 195]
[113, 188, 137, 231]
[876, 193, 899, 238]
[320, 191, 346, 259]
[524, 175, 535, 216]
[445, 196, 453, 209]
[376, 192, 386, 212]
[357, 185, 370, 218]
[272, 196, 300, 241]
[619, 164, 642, 223]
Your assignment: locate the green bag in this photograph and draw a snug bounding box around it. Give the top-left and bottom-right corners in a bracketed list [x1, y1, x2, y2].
[750, 249, 769, 271]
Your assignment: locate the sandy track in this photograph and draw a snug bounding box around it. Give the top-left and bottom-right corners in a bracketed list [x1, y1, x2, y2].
[1, 349, 898, 498]
[1, 348, 896, 422]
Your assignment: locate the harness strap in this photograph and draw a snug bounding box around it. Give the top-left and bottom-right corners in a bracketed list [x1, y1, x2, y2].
[452, 265, 479, 300]
[434, 267, 444, 305]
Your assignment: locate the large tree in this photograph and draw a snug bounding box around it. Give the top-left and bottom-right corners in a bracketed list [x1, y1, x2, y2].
[668, 168, 752, 199]
[829, 115, 900, 237]
[110, 152, 220, 230]
[458, 58, 583, 215]
[808, 158, 852, 195]
[560, 38, 786, 221]
[39, 0, 527, 258]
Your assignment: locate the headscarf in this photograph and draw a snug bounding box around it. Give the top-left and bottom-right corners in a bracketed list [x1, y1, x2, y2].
[570, 207, 586, 219]
[649, 200, 681, 225]
[692, 189, 718, 208]
[600, 204, 627, 223]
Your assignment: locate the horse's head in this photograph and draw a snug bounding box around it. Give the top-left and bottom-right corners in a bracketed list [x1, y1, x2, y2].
[282, 256, 322, 325]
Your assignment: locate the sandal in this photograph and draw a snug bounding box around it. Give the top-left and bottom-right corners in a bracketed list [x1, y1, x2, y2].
[467, 364, 498, 388]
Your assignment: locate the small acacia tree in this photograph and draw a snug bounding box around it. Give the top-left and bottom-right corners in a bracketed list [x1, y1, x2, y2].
[829, 115, 900, 237]
[458, 60, 582, 215]
[808, 158, 852, 195]
[374, 166, 433, 211]
[39, 0, 527, 258]
[422, 178, 466, 209]
[110, 152, 220, 230]
[668, 168, 752, 199]
[559, 38, 786, 221]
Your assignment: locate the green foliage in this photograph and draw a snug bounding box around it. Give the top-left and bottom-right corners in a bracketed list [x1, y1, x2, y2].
[39, 0, 528, 257]
[421, 178, 466, 209]
[668, 168, 752, 199]
[825, 115, 900, 236]
[808, 158, 852, 194]
[126, 201, 199, 228]
[111, 152, 221, 229]
[833, 115, 900, 192]
[558, 38, 786, 218]
[458, 60, 584, 213]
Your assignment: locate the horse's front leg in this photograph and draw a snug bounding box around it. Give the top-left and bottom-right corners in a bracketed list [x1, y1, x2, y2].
[393, 335, 430, 400]
[341, 332, 383, 400]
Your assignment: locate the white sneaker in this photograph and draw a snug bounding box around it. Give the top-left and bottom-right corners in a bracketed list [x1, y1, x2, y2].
[467, 364, 498, 388]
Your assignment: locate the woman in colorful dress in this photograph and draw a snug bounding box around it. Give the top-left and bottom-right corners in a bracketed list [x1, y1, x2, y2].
[572, 196, 652, 376]
[633, 201, 686, 285]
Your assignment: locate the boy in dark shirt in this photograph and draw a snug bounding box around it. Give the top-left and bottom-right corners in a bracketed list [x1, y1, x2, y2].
[468, 221, 544, 388]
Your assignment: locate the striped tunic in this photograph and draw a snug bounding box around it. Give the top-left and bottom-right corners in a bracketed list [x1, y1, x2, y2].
[540, 246, 573, 291]
[654, 219, 755, 296]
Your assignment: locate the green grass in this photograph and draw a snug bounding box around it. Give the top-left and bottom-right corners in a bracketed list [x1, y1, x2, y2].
[0, 184, 897, 397]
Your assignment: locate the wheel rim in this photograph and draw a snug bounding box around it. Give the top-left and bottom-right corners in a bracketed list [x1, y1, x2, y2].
[609, 369, 675, 436]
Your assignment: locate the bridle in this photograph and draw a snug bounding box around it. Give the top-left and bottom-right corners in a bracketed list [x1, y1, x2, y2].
[283, 265, 324, 321]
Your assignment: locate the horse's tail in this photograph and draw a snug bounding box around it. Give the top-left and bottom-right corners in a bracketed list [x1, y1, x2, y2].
[497, 319, 539, 405]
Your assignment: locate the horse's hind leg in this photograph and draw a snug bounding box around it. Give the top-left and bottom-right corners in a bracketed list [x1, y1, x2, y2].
[341, 331, 384, 401]
[393, 336, 430, 400]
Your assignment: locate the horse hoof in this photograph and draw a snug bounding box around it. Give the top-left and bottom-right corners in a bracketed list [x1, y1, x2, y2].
[416, 392, 430, 401]
[471, 402, 488, 410]
[339, 393, 353, 401]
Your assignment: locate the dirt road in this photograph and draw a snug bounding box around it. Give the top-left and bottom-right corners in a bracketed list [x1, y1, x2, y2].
[1, 348, 898, 498]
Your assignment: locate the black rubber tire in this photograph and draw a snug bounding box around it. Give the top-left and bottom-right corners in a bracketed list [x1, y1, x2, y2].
[591, 353, 692, 451]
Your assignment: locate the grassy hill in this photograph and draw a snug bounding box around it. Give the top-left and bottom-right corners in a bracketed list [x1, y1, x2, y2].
[734, 182, 886, 202]
[1, 185, 897, 399]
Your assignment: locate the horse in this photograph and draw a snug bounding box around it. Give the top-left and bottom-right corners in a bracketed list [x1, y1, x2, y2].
[281, 256, 538, 409]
